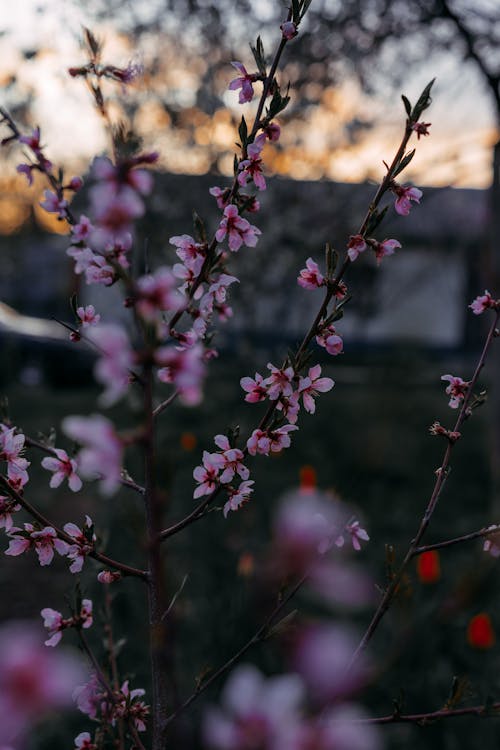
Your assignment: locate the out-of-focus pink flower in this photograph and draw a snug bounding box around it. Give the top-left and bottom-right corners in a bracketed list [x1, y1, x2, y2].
[156, 344, 206, 406]
[347, 234, 367, 262]
[393, 184, 422, 216]
[316, 323, 343, 356]
[298, 364, 334, 414]
[263, 122, 281, 141]
[16, 163, 35, 185]
[0, 496, 20, 531]
[238, 134, 267, 190]
[228, 62, 259, 104]
[41, 448, 82, 492]
[76, 305, 100, 327]
[215, 204, 261, 252]
[483, 529, 500, 558]
[470, 290, 496, 315]
[87, 324, 135, 406]
[441, 374, 469, 409]
[39, 189, 68, 218]
[19, 127, 42, 153]
[62, 414, 123, 496]
[203, 664, 304, 750]
[240, 372, 268, 403]
[0, 622, 84, 746]
[292, 624, 367, 704]
[281, 20, 298, 40]
[193, 451, 225, 498]
[102, 61, 144, 84]
[73, 673, 103, 719]
[223, 480, 254, 517]
[297, 258, 325, 289]
[71, 215, 94, 243]
[74, 731, 97, 750]
[136, 267, 184, 321]
[373, 238, 401, 265]
[0, 425, 30, 488]
[411, 121, 431, 139]
[97, 569, 122, 584]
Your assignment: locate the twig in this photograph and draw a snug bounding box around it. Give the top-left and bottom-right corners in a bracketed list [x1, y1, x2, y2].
[413, 523, 500, 556]
[344, 701, 500, 725]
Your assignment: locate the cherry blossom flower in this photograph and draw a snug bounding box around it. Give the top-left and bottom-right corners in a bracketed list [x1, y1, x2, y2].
[209, 186, 231, 210]
[483, 530, 500, 558]
[40, 608, 65, 647]
[62, 414, 123, 496]
[73, 673, 103, 719]
[87, 324, 135, 406]
[170, 233, 206, 267]
[316, 323, 343, 356]
[411, 121, 431, 139]
[392, 184, 422, 216]
[76, 305, 100, 327]
[6, 524, 69, 566]
[297, 258, 325, 289]
[0, 425, 30, 488]
[156, 344, 206, 405]
[240, 372, 268, 403]
[193, 451, 225, 498]
[238, 134, 267, 190]
[215, 204, 261, 252]
[74, 732, 97, 750]
[0, 623, 84, 746]
[136, 266, 184, 320]
[470, 290, 496, 315]
[275, 391, 301, 424]
[39, 190, 68, 218]
[89, 185, 144, 248]
[41, 448, 82, 492]
[266, 363, 295, 400]
[298, 365, 334, 414]
[372, 238, 401, 265]
[281, 20, 298, 39]
[71, 215, 94, 243]
[203, 665, 304, 750]
[97, 569, 122, 584]
[228, 62, 259, 104]
[64, 516, 95, 573]
[115, 680, 150, 731]
[263, 122, 281, 141]
[16, 163, 35, 185]
[441, 374, 469, 409]
[347, 234, 367, 262]
[223, 480, 254, 517]
[247, 424, 298, 455]
[344, 520, 370, 551]
[19, 127, 42, 153]
[0, 496, 20, 531]
[214, 434, 250, 484]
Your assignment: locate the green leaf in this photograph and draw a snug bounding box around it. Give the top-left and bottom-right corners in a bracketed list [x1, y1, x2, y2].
[401, 94, 412, 117]
[300, 0, 314, 19]
[264, 609, 298, 640]
[291, 0, 301, 23]
[250, 36, 266, 77]
[412, 78, 435, 120]
[69, 293, 79, 317]
[238, 116, 248, 149]
[366, 204, 389, 235]
[192, 211, 207, 244]
[393, 149, 415, 177]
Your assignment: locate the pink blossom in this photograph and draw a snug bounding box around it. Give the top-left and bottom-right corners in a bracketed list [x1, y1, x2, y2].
[347, 234, 367, 262]
[39, 190, 68, 218]
[240, 372, 268, 403]
[0, 623, 84, 746]
[441, 374, 469, 409]
[344, 520, 370, 551]
[0, 496, 20, 531]
[266, 363, 295, 400]
[136, 267, 184, 320]
[19, 127, 42, 152]
[470, 290, 496, 315]
[281, 20, 298, 40]
[67, 175, 84, 191]
[263, 122, 281, 141]
[73, 673, 103, 719]
[90, 184, 144, 248]
[41, 448, 82, 492]
[30, 526, 69, 566]
[170, 233, 206, 268]
[87, 324, 135, 406]
[156, 344, 206, 406]
[64, 516, 95, 573]
[228, 62, 258, 104]
[247, 424, 298, 455]
[275, 391, 301, 424]
[223, 480, 255, 517]
[214, 434, 250, 484]
[16, 163, 35, 185]
[297, 258, 325, 289]
[97, 569, 122, 584]
[62, 414, 123, 496]
[238, 134, 267, 190]
[483, 530, 500, 558]
[74, 732, 97, 750]
[115, 680, 150, 732]
[80, 599, 93, 629]
[103, 61, 144, 85]
[373, 238, 401, 265]
[193, 451, 225, 498]
[83, 254, 115, 286]
[209, 186, 231, 210]
[298, 364, 335, 414]
[76, 305, 100, 327]
[203, 665, 304, 750]
[215, 204, 261, 252]
[246, 428, 271, 456]
[411, 121, 431, 139]
[41, 608, 65, 647]
[71, 215, 94, 243]
[292, 625, 367, 704]
[316, 323, 343, 356]
[0, 425, 30, 488]
[393, 184, 422, 216]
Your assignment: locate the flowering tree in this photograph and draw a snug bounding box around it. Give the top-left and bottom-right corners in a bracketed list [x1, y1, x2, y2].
[1, 4, 500, 750]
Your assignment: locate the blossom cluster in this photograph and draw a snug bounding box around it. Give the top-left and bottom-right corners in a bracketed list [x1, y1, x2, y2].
[73, 673, 150, 734]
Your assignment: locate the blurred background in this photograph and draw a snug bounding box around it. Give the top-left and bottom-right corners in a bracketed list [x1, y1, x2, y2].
[1, 1, 500, 748]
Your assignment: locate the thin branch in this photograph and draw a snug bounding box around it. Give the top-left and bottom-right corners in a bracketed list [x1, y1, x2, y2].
[164, 574, 306, 727]
[348, 310, 500, 669]
[153, 390, 179, 418]
[0, 474, 148, 579]
[346, 700, 500, 725]
[413, 523, 500, 556]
